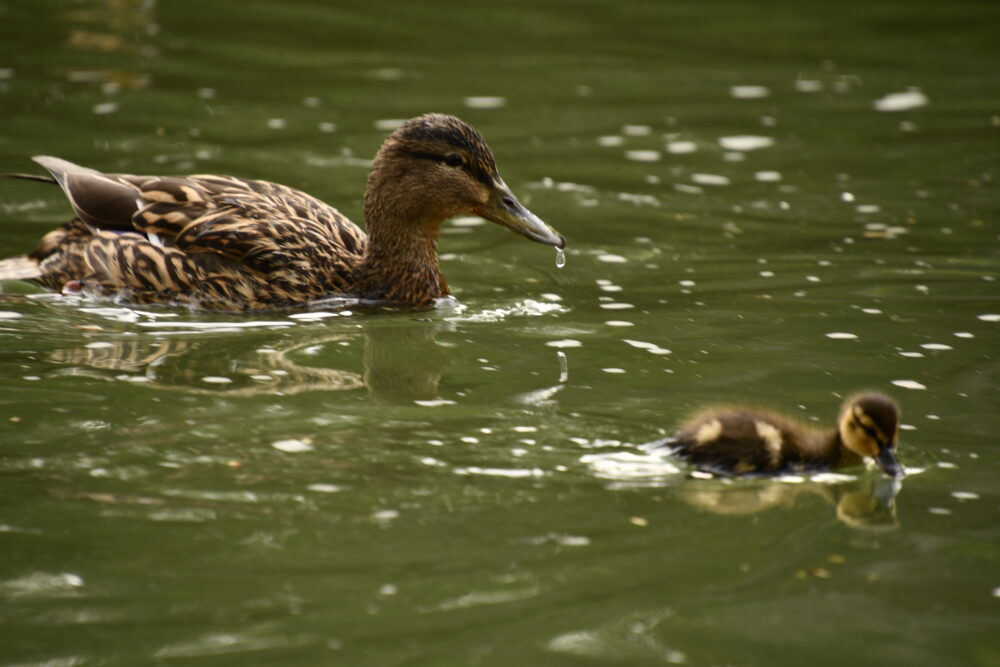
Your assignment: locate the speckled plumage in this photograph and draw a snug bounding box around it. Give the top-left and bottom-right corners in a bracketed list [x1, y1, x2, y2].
[0, 114, 564, 311]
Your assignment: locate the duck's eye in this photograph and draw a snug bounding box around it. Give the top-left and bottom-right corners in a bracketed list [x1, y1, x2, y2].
[443, 153, 464, 168]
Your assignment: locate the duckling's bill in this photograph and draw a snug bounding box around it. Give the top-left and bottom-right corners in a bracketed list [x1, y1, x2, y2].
[875, 447, 904, 478]
[477, 182, 565, 249]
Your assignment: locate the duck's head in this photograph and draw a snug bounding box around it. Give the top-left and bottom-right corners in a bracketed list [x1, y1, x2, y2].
[838, 393, 903, 477]
[364, 114, 564, 249]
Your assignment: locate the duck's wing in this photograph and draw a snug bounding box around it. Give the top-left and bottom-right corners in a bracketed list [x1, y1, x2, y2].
[127, 173, 366, 278]
[27, 156, 368, 307]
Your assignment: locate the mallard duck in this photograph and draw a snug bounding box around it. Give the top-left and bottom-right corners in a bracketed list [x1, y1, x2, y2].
[652, 393, 903, 478]
[0, 114, 564, 311]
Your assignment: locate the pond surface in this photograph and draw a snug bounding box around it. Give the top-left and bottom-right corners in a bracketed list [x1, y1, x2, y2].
[1, 1, 998, 665]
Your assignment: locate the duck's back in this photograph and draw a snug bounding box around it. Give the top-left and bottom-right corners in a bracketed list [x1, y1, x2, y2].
[11, 157, 369, 311]
[668, 408, 823, 475]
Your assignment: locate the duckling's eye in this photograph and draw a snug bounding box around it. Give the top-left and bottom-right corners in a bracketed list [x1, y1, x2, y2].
[443, 153, 464, 168]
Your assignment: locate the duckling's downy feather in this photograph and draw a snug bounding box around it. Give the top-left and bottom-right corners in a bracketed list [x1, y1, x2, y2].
[660, 393, 903, 477]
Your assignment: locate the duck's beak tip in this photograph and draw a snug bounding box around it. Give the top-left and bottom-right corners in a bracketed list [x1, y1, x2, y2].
[479, 185, 564, 249]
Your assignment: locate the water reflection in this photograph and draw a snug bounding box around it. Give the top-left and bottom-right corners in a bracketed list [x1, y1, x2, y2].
[61, 0, 158, 91]
[583, 450, 902, 530]
[547, 609, 685, 664]
[362, 322, 447, 402]
[45, 319, 448, 403]
[674, 476, 901, 531]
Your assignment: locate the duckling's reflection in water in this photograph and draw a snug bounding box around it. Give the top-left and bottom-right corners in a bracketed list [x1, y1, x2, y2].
[675, 476, 901, 531]
[46, 319, 447, 403]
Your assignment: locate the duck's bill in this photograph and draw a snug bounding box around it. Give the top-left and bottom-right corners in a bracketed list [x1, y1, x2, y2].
[478, 185, 565, 249]
[874, 447, 904, 478]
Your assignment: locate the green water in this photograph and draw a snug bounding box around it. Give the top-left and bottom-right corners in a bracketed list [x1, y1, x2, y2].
[1, 1, 999, 665]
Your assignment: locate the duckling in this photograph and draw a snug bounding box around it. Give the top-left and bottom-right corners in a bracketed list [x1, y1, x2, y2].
[653, 393, 903, 478]
[0, 114, 564, 311]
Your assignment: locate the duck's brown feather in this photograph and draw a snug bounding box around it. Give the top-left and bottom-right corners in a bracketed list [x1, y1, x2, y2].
[2, 114, 565, 311]
[19, 159, 368, 310]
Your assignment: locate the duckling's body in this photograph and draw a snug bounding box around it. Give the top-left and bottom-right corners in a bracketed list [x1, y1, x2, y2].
[657, 393, 903, 478]
[0, 114, 563, 311]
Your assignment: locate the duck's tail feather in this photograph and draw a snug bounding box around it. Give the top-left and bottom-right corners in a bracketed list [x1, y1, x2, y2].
[30, 156, 139, 231]
[5, 172, 57, 184]
[0, 256, 42, 281]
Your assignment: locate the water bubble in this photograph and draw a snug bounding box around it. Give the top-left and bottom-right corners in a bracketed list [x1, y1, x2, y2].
[795, 80, 823, 93]
[597, 253, 627, 264]
[272, 439, 313, 453]
[873, 90, 929, 112]
[463, 96, 506, 109]
[622, 124, 652, 136]
[307, 483, 344, 493]
[718, 135, 774, 151]
[414, 399, 457, 407]
[666, 140, 698, 154]
[374, 118, 406, 131]
[891, 379, 927, 390]
[555, 247, 566, 269]
[625, 150, 661, 162]
[692, 173, 730, 186]
[545, 339, 582, 349]
[730, 85, 770, 99]
[93, 102, 119, 115]
[597, 135, 625, 147]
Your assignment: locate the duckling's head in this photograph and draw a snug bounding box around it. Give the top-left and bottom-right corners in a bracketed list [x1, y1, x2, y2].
[838, 393, 903, 477]
[364, 114, 564, 249]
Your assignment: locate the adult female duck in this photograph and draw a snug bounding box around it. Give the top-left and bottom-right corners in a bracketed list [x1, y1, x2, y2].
[0, 114, 564, 311]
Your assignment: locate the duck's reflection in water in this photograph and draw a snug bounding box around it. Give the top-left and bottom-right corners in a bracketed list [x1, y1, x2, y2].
[362, 322, 447, 402]
[675, 476, 901, 531]
[62, 0, 159, 91]
[46, 319, 448, 403]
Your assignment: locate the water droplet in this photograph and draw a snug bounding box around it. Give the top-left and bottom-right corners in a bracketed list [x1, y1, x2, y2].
[555, 247, 566, 269]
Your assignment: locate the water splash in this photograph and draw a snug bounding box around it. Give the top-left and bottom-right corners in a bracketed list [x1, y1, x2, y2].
[555, 247, 566, 269]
